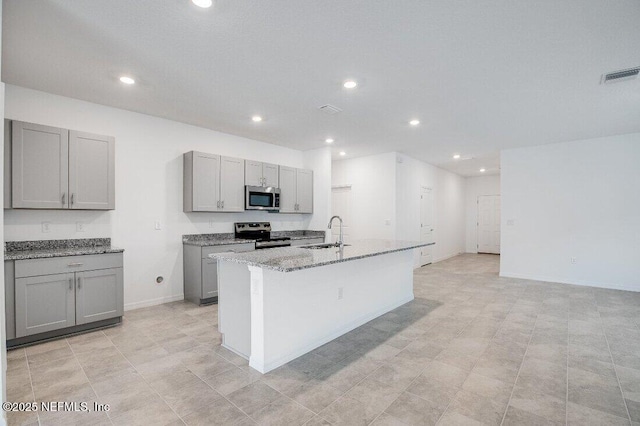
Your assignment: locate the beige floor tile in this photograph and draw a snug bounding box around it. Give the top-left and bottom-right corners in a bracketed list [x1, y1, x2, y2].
[108, 394, 181, 426]
[568, 366, 629, 418]
[181, 396, 252, 426]
[204, 366, 262, 396]
[227, 381, 282, 416]
[566, 401, 630, 426]
[251, 395, 315, 426]
[384, 392, 446, 426]
[284, 378, 344, 414]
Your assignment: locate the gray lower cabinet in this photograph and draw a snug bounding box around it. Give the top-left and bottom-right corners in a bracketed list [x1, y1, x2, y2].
[6, 253, 124, 343]
[184, 242, 254, 305]
[15, 272, 75, 338]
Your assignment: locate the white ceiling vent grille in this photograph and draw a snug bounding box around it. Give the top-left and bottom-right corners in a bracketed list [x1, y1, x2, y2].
[601, 67, 640, 84]
[317, 104, 342, 115]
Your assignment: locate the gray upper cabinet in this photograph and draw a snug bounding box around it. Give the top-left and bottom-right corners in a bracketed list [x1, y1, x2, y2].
[184, 151, 220, 212]
[15, 272, 75, 338]
[219, 156, 245, 212]
[11, 121, 69, 209]
[278, 166, 313, 213]
[75, 268, 123, 325]
[184, 151, 244, 212]
[245, 160, 279, 187]
[7, 120, 115, 210]
[278, 165, 297, 213]
[296, 168, 314, 213]
[69, 131, 115, 210]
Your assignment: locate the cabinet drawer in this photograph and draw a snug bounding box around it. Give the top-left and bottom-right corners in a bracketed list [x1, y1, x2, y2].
[15, 253, 124, 278]
[202, 243, 254, 259]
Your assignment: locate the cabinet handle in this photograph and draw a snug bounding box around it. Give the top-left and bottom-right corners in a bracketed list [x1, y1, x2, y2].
[62, 193, 66, 205]
[69, 278, 73, 290]
[221, 200, 224, 209]
[77, 277, 82, 289]
[68, 262, 84, 267]
[71, 193, 75, 206]
[216, 201, 220, 208]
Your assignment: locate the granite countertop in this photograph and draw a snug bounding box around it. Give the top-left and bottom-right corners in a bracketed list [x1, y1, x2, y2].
[210, 239, 433, 272]
[182, 230, 326, 247]
[5, 238, 124, 261]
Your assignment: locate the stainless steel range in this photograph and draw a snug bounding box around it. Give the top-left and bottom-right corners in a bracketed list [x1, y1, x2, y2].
[235, 222, 291, 249]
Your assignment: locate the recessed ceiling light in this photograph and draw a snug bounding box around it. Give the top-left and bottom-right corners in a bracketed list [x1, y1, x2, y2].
[119, 76, 135, 85]
[252, 116, 263, 122]
[343, 80, 357, 89]
[325, 138, 334, 144]
[339, 151, 346, 156]
[409, 119, 420, 126]
[453, 154, 461, 159]
[480, 168, 486, 173]
[192, 0, 213, 8]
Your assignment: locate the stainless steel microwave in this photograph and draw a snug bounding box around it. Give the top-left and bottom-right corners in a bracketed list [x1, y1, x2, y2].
[245, 186, 280, 211]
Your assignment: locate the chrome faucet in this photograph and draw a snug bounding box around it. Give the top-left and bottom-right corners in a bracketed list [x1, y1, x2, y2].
[328, 215, 344, 247]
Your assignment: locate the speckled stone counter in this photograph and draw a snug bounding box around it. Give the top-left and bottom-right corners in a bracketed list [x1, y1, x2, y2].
[182, 230, 326, 246]
[271, 230, 326, 240]
[182, 233, 255, 247]
[211, 239, 432, 272]
[4, 238, 124, 261]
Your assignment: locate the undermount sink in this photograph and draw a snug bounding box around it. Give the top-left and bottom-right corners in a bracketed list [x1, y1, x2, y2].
[301, 243, 351, 250]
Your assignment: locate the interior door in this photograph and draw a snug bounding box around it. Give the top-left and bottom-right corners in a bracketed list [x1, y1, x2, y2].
[420, 187, 434, 265]
[68, 130, 115, 210]
[75, 268, 123, 325]
[331, 186, 352, 243]
[477, 195, 501, 254]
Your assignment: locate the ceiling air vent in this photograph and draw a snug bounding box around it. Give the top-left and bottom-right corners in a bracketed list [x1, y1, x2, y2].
[317, 104, 342, 115]
[601, 67, 640, 84]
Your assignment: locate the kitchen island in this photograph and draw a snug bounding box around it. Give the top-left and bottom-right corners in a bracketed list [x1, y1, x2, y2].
[212, 239, 432, 373]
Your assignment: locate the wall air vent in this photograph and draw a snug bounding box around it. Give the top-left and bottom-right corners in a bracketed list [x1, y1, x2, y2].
[601, 67, 640, 84]
[317, 104, 342, 115]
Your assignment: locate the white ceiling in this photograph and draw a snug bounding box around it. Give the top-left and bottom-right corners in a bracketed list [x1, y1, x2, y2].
[3, 0, 640, 177]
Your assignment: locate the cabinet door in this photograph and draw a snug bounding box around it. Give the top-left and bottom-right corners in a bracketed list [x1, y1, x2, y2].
[278, 165, 297, 213]
[188, 151, 220, 212]
[68, 131, 115, 210]
[75, 268, 123, 325]
[12, 121, 69, 209]
[262, 163, 279, 188]
[296, 169, 314, 213]
[15, 273, 75, 338]
[201, 258, 218, 299]
[219, 156, 245, 212]
[244, 160, 263, 187]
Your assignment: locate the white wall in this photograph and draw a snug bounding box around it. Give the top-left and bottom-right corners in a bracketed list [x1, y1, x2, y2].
[332, 152, 466, 267]
[331, 153, 397, 240]
[302, 147, 331, 238]
[395, 154, 466, 266]
[501, 133, 640, 292]
[464, 175, 500, 253]
[4, 85, 331, 309]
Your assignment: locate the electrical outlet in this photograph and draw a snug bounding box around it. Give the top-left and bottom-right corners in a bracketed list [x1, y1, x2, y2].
[41, 222, 51, 233]
[571, 257, 577, 264]
[154, 221, 162, 230]
[337, 287, 344, 300]
[507, 219, 515, 226]
[209, 219, 215, 228]
[76, 221, 86, 232]
[384, 219, 391, 226]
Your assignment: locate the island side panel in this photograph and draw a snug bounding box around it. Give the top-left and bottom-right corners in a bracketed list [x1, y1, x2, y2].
[250, 249, 415, 373]
[218, 260, 252, 359]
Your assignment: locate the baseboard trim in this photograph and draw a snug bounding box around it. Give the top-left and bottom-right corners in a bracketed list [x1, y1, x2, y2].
[499, 271, 639, 293]
[124, 294, 184, 311]
[252, 294, 415, 373]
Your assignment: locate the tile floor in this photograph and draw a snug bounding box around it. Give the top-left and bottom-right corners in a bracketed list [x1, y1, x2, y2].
[6, 254, 640, 425]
